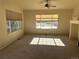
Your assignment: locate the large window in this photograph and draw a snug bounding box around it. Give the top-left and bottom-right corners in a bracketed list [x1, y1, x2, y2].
[36, 15, 59, 29]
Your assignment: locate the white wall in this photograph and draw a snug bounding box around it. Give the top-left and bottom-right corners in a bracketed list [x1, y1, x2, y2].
[0, 0, 24, 49]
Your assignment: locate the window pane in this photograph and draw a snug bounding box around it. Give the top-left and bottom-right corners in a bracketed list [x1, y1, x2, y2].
[36, 15, 40, 18]
[40, 22, 51, 29]
[51, 15, 58, 19]
[7, 20, 22, 32]
[41, 15, 52, 19]
[36, 15, 59, 29]
[36, 21, 58, 29]
[51, 21, 58, 29]
[36, 19, 40, 21]
[36, 22, 41, 29]
[36, 15, 58, 20]
[41, 19, 52, 21]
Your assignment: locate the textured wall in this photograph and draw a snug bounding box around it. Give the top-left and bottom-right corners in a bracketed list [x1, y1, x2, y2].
[24, 10, 73, 35]
[0, 0, 24, 49]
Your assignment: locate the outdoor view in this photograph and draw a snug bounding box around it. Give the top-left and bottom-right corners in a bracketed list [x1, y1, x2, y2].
[36, 15, 59, 29]
[36, 21, 58, 29]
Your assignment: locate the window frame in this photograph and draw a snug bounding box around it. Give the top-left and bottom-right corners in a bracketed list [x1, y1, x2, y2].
[35, 14, 59, 29]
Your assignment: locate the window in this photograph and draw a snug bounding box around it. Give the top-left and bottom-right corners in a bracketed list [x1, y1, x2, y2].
[7, 20, 22, 32]
[6, 10, 22, 33]
[36, 15, 59, 29]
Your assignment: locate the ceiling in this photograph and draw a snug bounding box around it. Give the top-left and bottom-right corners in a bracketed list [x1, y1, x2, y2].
[3, 0, 79, 10]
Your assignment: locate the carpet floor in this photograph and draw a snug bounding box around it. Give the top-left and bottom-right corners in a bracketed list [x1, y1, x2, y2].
[0, 35, 79, 59]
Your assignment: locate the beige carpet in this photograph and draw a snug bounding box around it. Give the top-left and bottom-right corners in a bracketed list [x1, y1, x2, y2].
[0, 35, 79, 59]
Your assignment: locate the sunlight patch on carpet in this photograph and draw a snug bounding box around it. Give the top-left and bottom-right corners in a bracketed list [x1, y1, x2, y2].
[30, 37, 65, 46]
